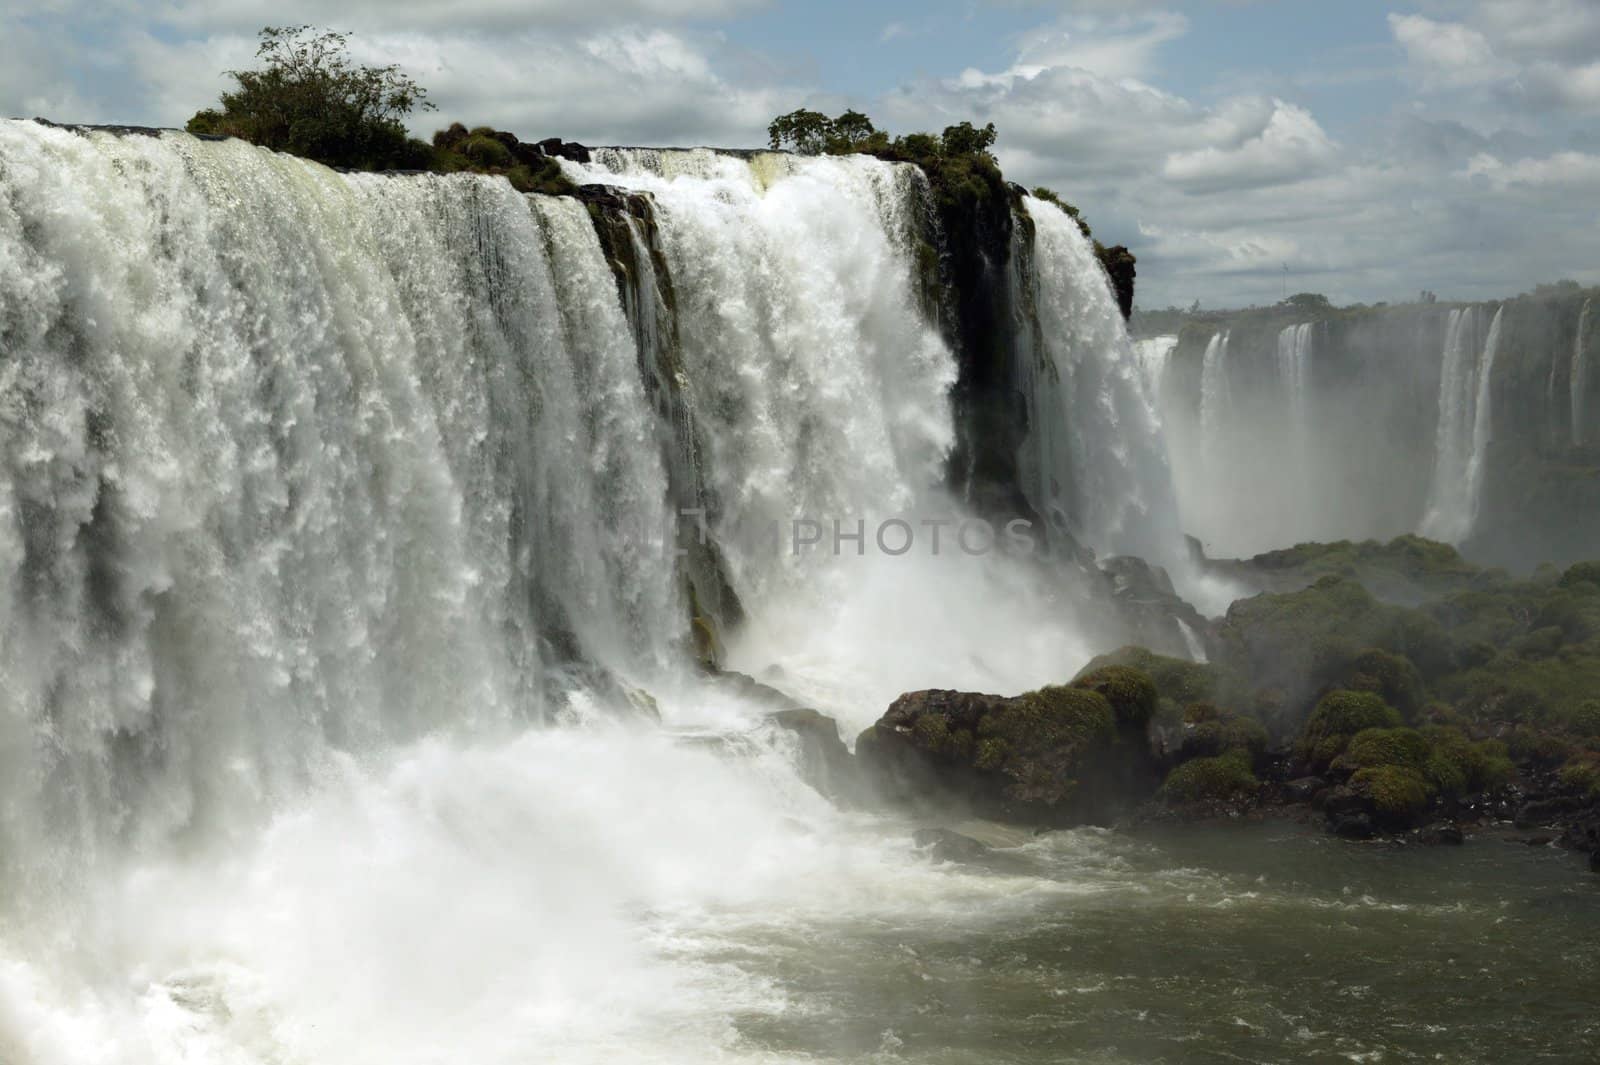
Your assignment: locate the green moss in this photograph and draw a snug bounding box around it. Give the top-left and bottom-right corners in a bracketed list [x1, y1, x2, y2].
[1419, 726, 1514, 792]
[1341, 727, 1430, 771]
[1299, 690, 1403, 767]
[1559, 754, 1600, 797]
[984, 686, 1116, 755]
[1424, 754, 1468, 797]
[1351, 765, 1434, 821]
[1182, 705, 1269, 759]
[1076, 646, 1217, 706]
[1565, 699, 1600, 738]
[1337, 648, 1426, 719]
[1161, 751, 1258, 804]
[1071, 666, 1158, 731]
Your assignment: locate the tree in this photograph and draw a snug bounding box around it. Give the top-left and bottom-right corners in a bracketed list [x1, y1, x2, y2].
[767, 109, 834, 154]
[186, 25, 434, 170]
[1282, 292, 1332, 312]
[940, 121, 997, 158]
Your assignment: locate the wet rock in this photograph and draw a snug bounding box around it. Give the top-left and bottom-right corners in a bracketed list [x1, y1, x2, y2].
[768, 708, 859, 804]
[1331, 812, 1376, 840]
[1417, 822, 1464, 846]
[1515, 796, 1585, 828]
[1321, 785, 1370, 819]
[1285, 776, 1327, 804]
[1590, 850, 1600, 874]
[536, 137, 591, 163]
[856, 685, 1145, 827]
[1522, 836, 1554, 847]
[912, 828, 991, 864]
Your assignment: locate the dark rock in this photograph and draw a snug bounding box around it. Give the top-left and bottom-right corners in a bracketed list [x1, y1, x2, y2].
[1590, 850, 1599, 874]
[856, 685, 1147, 827]
[912, 828, 991, 864]
[1522, 836, 1554, 847]
[1321, 785, 1370, 819]
[537, 138, 591, 163]
[1285, 776, 1327, 804]
[768, 708, 859, 804]
[1515, 796, 1585, 828]
[1417, 822, 1464, 846]
[1331, 813, 1376, 839]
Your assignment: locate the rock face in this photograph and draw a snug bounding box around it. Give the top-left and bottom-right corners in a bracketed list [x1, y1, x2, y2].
[768, 708, 860, 805]
[856, 681, 1155, 827]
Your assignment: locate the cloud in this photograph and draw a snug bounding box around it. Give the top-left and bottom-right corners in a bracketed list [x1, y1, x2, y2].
[157, 0, 772, 32]
[1163, 100, 1337, 192]
[1388, 14, 1511, 89]
[1465, 149, 1600, 189]
[1390, 1, 1600, 115]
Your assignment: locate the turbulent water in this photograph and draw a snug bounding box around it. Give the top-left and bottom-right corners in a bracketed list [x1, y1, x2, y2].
[1, 121, 1591, 1065]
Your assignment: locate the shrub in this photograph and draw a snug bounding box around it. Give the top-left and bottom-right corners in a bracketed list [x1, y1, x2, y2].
[186, 25, 434, 171]
[1300, 690, 1402, 766]
[1340, 727, 1429, 771]
[1558, 561, 1600, 591]
[1559, 754, 1600, 797]
[1566, 700, 1600, 738]
[1338, 648, 1426, 719]
[1352, 765, 1434, 823]
[1161, 751, 1258, 804]
[1072, 666, 1158, 731]
[1075, 647, 1217, 706]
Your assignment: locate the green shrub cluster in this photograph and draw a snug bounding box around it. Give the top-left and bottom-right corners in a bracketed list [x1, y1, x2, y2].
[1161, 750, 1258, 804]
[186, 26, 578, 196]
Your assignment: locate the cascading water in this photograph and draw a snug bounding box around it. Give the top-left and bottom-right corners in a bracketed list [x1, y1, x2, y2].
[1013, 195, 1181, 566]
[1131, 335, 1178, 407]
[1575, 298, 1592, 447]
[0, 123, 1181, 1063]
[1420, 306, 1501, 543]
[1198, 330, 1232, 480]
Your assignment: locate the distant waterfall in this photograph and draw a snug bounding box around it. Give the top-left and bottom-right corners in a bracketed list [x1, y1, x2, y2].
[1014, 196, 1181, 563]
[1199, 330, 1232, 477]
[1420, 306, 1502, 542]
[1575, 298, 1593, 447]
[1133, 335, 1179, 399]
[1276, 322, 1314, 502]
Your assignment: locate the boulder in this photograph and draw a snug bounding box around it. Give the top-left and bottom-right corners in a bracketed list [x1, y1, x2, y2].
[1330, 812, 1376, 839]
[1285, 776, 1327, 804]
[912, 828, 991, 864]
[768, 708, 859, 804]
[1515, 795, 1586, 828]
[856, 685, 1146, 826]
[1417, 822, 1464, 846]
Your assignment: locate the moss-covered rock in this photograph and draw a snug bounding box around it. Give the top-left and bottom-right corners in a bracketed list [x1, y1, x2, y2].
[1177, 704, 1269, 762]
[1071, 666, 1158, 732]
[857, 684, 1144, 825]
[1339, 727, 1430, 772]
[1299, 690, 1403, 768]
[1161, 750, 1259, 805]
[1351, 765, 1435, 826]
[1075, 646, 1217, 706]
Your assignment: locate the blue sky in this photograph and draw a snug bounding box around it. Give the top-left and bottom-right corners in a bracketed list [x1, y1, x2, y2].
[4, 0, 1597, 308]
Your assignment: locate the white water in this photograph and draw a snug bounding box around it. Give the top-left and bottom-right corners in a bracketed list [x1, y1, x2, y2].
[1015, 196, 1182, 566]
[1197, 330, 1232, 483]
[1575, 298, 1593, 447]
[1131, 335, 1178, 408]
[1419, 306, 1501, 543]
[0, 124, 1198, 1063]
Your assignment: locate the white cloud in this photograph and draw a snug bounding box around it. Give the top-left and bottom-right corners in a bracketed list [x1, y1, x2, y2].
[1465, 149, 1600, 189]
[157, 0, 771, 32]
[1163, 100, 1337, 191]
[1388, 13, 1511, 89]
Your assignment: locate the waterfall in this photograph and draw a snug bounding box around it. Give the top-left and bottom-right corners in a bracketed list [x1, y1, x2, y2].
[1276, 322, 1314, 516]
[1199, 330, 1232, 479]
[1420, 305, 1501, 543]
[1015, 195, 1181, 564]
[0, 122, 1197, 1061]
[1575, 298, 1593, 447]
[1132, 334, 1179, 400]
